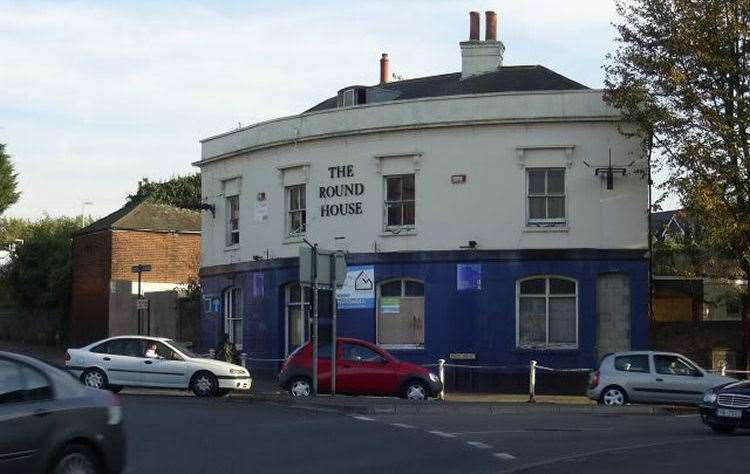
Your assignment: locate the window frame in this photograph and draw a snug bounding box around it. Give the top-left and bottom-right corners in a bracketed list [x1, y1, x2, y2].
[223, 287, 243, 350]
[376, 278, 425, 350]
[614, 355, 651, 373]
[226, 194, 240, 246]
[284, 282, 312, 357]
[383, 174, 416, 232]
[515, 275, 579, 350]
[286, 184, 307, 237]
[526, 168, 567, 227]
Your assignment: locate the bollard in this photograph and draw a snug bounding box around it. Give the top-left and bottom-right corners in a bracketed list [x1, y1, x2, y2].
[438, 358, 446, 400]
[240, 352, 247, 368]
[208, 348, 215, 359]
[528, 360, 537, 403]
[721, 363, 727, 377]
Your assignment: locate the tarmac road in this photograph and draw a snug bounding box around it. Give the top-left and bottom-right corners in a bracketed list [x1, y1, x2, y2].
[119, 394, 749, 474]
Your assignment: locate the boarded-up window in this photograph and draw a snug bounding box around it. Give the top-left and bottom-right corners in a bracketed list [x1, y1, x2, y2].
[377, 279, 424, 349]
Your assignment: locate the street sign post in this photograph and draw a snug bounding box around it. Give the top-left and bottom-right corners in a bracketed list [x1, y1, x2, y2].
[299, 243, 346, 396]
[131, 264, 152, 335]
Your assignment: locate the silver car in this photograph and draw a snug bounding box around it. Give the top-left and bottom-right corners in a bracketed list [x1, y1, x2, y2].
[587, 351, 736, 406]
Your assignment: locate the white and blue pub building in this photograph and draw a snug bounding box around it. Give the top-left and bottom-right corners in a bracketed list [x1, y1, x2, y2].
[194, 15, 649, 376]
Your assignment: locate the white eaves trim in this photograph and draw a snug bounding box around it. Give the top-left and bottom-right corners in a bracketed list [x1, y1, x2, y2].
[195, 89, 622, 166]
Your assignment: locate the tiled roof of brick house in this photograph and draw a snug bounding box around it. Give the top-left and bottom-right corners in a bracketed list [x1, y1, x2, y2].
[76, 200, 201, 236]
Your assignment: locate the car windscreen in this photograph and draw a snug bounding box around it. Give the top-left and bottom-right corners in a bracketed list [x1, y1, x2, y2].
[168, 341, 199, 359]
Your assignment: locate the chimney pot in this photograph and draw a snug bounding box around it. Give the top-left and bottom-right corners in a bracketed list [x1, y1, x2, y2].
[469, 11, 480, 41]
[485, 11, 497, 41]
[379, 53, 390, 84]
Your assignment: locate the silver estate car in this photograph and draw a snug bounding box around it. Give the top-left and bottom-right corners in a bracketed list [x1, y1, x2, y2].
[587, 351, 736, 406]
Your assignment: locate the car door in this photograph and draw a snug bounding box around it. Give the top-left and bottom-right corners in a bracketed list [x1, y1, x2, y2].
[337, 342, 396, 396]
[140, 341, 188, 388]
[610, 354, 656, 403]
[101, 339, 147, 386]
[0, 358, 53, 474]
[651, 354, 706, 403]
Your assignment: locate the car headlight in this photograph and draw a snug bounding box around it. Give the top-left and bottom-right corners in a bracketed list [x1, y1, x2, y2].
[429, 373, 439, 383]
[230, 368, 247, 375]
[703, 391, 717, 403]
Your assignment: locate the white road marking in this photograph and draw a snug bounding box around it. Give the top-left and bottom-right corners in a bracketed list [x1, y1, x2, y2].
[494, 452, 517, 460]
[428, 430, 456, 438]
[350, 416, 375, 421]
[390, 423, 416, 429]
[467, 441, 492, 449]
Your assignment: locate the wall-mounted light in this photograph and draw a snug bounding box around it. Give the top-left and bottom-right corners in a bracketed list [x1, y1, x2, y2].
[199, 203, 216, 218]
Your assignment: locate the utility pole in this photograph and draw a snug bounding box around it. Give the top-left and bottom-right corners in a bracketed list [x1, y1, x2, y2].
[131, 264, 152, 334]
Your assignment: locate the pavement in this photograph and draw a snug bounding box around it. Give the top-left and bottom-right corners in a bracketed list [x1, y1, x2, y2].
[118, 393, 750, 474]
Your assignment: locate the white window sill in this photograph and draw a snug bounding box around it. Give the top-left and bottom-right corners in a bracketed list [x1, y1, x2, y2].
[283, 235, 306, 245]
[523, 226, 569, 233]
[224, 244, 240, 252]
[380, 344, 425, 351]
[516, 344, 578, 351]
[380, 228, 417, 237]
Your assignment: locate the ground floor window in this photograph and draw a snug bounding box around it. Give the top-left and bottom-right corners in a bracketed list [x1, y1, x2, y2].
[377, 279, 425, 349]
[223, 288, 243, 349]
[517, 276, 577, 349]
[285, 283, 312, 356]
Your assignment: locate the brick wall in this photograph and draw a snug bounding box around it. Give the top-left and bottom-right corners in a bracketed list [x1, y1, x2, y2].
[70, 231, 111, 345]
[110, 230, 200, 284]
[650, 321, 745, 370]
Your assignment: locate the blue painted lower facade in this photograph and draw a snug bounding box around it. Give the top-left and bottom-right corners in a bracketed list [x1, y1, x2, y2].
[199, 250, 648, 372]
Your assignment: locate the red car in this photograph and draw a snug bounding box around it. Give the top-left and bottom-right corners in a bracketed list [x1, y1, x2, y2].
[278, 338, 442, 400]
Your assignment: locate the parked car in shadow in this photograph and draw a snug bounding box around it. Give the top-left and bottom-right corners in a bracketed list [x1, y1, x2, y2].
[700, 380, 750, 433]
[278, 338, 442, 400]
[0, 350, 125, 474]
[587, 351, 735, 406]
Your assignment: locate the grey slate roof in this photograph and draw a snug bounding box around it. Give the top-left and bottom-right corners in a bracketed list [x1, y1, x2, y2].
[305, 65, 589, 113]
[76, 200, 201, 236]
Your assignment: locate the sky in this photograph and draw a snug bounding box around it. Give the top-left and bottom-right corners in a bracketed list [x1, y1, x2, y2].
[0, 0, 676, 220]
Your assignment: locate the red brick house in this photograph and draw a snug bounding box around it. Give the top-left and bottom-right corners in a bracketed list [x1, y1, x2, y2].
[70, 201, 201, 345]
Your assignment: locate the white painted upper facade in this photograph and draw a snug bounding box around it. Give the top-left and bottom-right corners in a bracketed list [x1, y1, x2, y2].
[196, 88, 647, 269]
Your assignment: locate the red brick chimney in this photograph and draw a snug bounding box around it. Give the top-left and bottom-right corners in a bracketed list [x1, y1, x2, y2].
[379, 53, 390, 84]
[485, 11, 497, 41]
[469, 11, 480, 41]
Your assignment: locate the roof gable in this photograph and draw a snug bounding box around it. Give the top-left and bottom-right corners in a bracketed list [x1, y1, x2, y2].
[76, 201, 201, 236]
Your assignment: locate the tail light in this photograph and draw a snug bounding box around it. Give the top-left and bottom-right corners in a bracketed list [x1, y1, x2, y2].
[589, 370, 600, 389]
[64, 351, 71, 363]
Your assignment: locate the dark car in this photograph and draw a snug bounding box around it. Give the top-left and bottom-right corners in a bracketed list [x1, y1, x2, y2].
[278, 338, 442, 400]
[699, 379, 750, 433]
[0, 351, 125, 474]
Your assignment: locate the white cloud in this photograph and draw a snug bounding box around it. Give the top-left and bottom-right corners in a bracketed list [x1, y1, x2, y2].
[1, 0, 666, 219]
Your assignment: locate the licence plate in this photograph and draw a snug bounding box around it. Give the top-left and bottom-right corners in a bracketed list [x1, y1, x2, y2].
[717, 408, 743, 419]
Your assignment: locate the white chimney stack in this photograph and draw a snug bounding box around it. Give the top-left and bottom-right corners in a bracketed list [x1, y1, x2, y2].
[460, 11, 505, 79]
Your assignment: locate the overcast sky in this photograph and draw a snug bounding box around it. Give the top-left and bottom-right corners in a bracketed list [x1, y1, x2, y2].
[0, 0, 674, 220]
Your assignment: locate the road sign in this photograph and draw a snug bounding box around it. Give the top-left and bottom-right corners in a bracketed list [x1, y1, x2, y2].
[131, 264, 152, 273]
[299, 247, 346, 287]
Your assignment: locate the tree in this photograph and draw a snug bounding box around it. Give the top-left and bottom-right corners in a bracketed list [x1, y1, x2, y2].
[604, 0, 750, 365]
[127, 174, 201, 210]
[0, 216, 84, 311]
[0, 144, 20, 215]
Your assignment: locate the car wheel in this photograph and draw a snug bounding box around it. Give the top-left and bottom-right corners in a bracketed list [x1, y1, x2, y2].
[289, 377, 312, 397]
[52, 443, 102, 474]
[402, 380, 429, 401]
[81, 368, 107, 390]
[709, 423, 736, 434]
[600, 386, 627, 406]
[190, 372, 218, 397]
